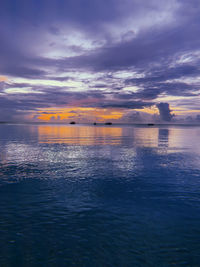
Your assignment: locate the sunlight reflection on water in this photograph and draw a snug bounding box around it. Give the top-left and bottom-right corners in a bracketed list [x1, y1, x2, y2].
[0, 124, 200, 266]
[37, 125, 123, 145]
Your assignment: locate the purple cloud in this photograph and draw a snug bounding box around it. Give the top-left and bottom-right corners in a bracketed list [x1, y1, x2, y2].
[0, 0, 200, 122]
[157, 103, 174, 122]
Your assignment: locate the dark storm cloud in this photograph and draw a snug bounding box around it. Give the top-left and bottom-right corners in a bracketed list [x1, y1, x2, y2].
[56, 20, 200, 72]
[96, 100, 154, 109]
[127, 81, 199, 99]
[126, 65, 200, 85]
[1, 66, 47, 79]
[114, 79, 199, 101]
[157, 103, 174, 121]
[0, 0, 181, 73]
[0, 86, 106, 111]
[0, 1, 199, 71]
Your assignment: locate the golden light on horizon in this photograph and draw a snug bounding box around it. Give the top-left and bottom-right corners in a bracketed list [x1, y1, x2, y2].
[31, 103, 196, 123]
[34, 107, 124, 122]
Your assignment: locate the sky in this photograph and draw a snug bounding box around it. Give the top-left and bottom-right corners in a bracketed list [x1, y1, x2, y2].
[0, 0, 200, 123]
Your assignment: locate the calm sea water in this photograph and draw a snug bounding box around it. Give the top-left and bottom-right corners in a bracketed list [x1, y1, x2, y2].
[0, 124, 200, 266]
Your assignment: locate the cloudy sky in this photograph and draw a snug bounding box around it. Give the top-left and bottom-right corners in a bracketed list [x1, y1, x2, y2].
[0, 0, 200, 123]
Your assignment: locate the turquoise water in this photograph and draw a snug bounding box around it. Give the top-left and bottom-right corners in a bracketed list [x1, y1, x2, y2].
[0, 124, 200, 266]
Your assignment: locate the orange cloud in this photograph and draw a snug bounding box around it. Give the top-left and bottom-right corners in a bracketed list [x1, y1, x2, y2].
[34, 107, 124, 122]
[0, 76, 8, 82]
[37, 112, 79, 121]
[135, 106, 158, 115]
[33, 104, 177, 123]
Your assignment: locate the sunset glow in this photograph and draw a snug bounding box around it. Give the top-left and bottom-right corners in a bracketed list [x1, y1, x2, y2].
[1, 1, 200, 266]
[35, 107, 125, 122]
[38, 125, 122, 145]
[0, 0, 200, 123]
[0, 76, 8, 82]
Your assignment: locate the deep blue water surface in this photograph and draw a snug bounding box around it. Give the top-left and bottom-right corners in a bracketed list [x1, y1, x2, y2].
[0, 124, 200, 266]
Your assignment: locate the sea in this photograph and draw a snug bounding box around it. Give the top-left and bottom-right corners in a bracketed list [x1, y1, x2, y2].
[0, 123, 200, 266]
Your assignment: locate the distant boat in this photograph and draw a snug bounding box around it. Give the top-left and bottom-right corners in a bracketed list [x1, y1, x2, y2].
[147, 123, 155, 126]
[69, 121, 76, 124]
[105, 122, 112, 125]
[93, 122, 97, 125]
